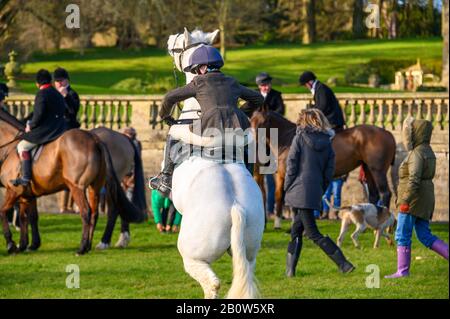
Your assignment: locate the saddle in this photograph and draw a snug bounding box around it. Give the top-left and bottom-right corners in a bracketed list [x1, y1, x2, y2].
[170, 140, 247, 168]
[30, 145, 44, 162]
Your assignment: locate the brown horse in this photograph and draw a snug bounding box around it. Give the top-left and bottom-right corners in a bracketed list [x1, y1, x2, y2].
[0, 109, 144, 254]
[21, 126, 148, 251]
[250, 109, 396, 227]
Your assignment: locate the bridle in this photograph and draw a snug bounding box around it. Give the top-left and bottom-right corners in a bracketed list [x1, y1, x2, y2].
[168, 33, 208, 73]
[167, 33, 206, 120]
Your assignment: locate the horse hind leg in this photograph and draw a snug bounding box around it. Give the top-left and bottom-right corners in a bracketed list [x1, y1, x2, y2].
[28, 199, 41, 251]
[88, 186, 100, 250]
[0, 189, 19, 254]
[183, 257, 221, 299]
[69, 185, 92, 255]
[18, 201, 30, 252]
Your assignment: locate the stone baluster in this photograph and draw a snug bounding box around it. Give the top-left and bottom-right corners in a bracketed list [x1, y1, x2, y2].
[426, 99, 433, 122]
[407, 99, 414, 119]
[444, 99, 449, 130]
[396, 99, 404, 131]
[435, 99, 443, 130]
[416, 99, 425, 120]
[376, 99, 385, 128]
[368, 99, 376, 125]
[99, 100, 107, 127]
[349, 100, 356, 127]
[90, 101, 98, 129]
[108, 100, 115, 129]
[358, 99, 366, 125]
[82, 100, 89, 128]
[115, 101, 122, 129]
[386, 100, 394, 130]
[125, 101, 132, 127]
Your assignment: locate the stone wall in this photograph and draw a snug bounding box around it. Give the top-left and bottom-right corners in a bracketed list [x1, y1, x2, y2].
[2, 93, 449, 220]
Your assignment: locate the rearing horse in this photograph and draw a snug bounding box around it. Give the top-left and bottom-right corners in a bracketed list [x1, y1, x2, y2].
[0, 109, 144, 255]
[251, 109, 396, 228]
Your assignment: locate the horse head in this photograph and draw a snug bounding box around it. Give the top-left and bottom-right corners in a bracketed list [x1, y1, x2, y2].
[167, 28, 220, 73]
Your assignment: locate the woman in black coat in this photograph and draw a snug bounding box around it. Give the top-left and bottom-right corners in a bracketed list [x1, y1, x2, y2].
[284, 109, 354, 277]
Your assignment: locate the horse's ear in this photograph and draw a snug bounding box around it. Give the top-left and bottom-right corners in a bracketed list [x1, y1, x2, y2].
[207, 29, 220, 44]
[184, 27, 193, 47]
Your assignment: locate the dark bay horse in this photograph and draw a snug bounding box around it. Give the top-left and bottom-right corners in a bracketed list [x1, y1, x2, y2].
[0, 110, 144, 254]
[251, 110, 396, 227]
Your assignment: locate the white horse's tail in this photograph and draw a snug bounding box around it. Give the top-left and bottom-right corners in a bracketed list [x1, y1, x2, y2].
[226, 202, 259, 299]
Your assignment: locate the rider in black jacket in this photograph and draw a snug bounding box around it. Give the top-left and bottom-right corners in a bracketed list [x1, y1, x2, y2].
[299, 71, 345, 133]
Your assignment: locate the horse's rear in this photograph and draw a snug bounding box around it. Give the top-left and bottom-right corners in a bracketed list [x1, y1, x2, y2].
[333, 125, 396, 206]
[173, 157, 265, 298]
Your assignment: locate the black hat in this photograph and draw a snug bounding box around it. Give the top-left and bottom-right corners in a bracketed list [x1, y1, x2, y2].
[299, 71, 317, 85]
[0, 83, 8, 101]
[36, 69, 52, 85]
[255, 72, 272, 85]
[53, 67, 70, 81]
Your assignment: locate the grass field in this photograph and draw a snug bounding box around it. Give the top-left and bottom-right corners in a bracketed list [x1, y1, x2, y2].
[11, 37, 443, 95]
[0, 213, 448, 299]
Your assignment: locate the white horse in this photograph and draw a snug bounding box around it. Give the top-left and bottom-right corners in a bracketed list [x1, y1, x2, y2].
[166, 28, 265, 299]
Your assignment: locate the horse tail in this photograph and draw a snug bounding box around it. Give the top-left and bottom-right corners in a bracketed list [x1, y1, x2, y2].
[129, 140, 147, 213]
[226, 202, 259, 299]
[93, 134, 145, 223]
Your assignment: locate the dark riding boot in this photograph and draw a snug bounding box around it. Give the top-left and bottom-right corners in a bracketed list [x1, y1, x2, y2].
[149, 138, 176, 197]
[11, 152, 32, 187]
[317, 236, 355, 273]
[286, 237, 302, 277]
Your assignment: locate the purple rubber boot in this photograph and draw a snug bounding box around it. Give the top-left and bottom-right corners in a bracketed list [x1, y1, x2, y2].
[385, 246, 411, 279]
[431, 239, 449, 260]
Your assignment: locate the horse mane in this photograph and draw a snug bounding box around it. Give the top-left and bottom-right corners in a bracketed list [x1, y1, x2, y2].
[0, 108, 25, 131]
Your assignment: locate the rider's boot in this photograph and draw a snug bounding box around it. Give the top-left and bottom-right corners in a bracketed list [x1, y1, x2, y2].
[11, 151, 32, 187]
[149, 137, 176, 197]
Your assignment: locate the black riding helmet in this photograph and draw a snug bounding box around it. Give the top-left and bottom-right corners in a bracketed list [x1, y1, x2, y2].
[0, 83, 8, 102]
[184, 45, 224, 74]
[255, 72, 272, 85]
[54, 67, 70, 81]
[299, 71, 317, 86]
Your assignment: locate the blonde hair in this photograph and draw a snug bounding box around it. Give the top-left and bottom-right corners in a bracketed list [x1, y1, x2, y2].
[296, 108, 331, 132]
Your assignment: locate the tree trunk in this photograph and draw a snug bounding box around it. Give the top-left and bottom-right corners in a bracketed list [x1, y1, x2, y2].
[218, 0, 230, 59]
[443, 0, 449, 90]
[352, 0, 365, 39]
[302, 0, 315, 44]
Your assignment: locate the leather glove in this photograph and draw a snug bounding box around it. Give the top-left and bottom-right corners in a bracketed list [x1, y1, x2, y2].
[163, 116, 176, 126]
[399, 203, 410, 213]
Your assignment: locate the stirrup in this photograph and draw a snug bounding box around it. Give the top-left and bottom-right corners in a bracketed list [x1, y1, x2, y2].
[10, 178, 30, 187]
[148, 175, 172, 197]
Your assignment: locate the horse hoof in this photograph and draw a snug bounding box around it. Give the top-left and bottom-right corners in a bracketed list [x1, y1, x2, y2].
[96, 242, 110, 250]
[115, 232, 131, 248]
[7, 243, 19, 254]
[18, 244, 28, 252]
[28, 243, 41, 251]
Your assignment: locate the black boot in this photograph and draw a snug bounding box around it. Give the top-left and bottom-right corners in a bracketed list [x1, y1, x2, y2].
[11, 157, 32, 187]
[286, 237, 302, 277]
[149, 138, 176, 197]
[317, 236, 355, 273]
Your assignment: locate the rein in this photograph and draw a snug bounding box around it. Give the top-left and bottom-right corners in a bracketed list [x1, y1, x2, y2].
[167, 33, 205, 126]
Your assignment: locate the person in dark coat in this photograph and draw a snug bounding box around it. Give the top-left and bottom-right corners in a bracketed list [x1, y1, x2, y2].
[11, 69, 67, 187]
[299, 71, 345, 133]
[240, 72, 285, 117]
[54, 67, 81, 129]
[284, 108, 354, 277]
[149, 45, 263, 196]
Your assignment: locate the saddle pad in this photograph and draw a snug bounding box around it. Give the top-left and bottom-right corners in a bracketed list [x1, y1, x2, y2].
[31, 145, 44, 162]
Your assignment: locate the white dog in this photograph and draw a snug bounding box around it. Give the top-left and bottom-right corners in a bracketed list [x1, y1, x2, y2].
[337, 203, 396, 249]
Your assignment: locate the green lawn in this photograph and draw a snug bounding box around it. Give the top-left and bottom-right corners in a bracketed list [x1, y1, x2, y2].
[0, 213, 448, 299]
[9, 37, 443, 95]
